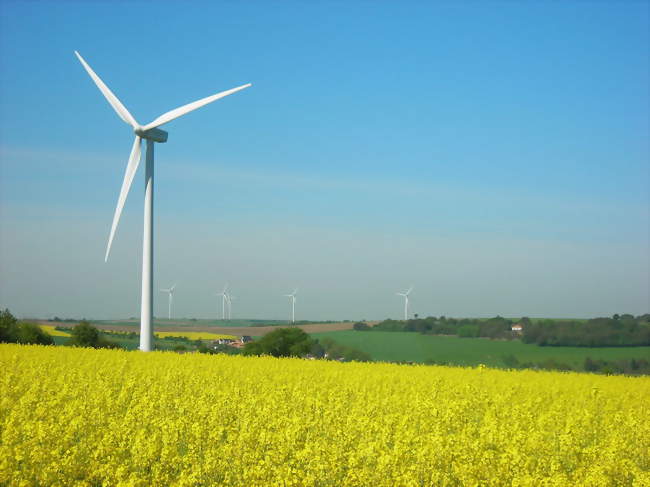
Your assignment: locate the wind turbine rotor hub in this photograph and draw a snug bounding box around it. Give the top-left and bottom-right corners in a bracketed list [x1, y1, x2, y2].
[134, 126, 168, 143]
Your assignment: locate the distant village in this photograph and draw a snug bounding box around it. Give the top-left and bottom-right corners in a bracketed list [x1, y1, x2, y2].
[214, 335, 253, 350]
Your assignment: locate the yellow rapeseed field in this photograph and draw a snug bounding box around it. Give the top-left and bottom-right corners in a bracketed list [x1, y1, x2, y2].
[1, 344, 649, 486]
[37, 325, 71, 337]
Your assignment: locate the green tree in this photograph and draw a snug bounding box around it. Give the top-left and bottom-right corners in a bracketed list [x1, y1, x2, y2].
[16, 322, 54, 345]
[68, 321, 100, 347]
[0, 308, 19, 343]
[319, 337, 371, 362]
[68, 321, 120, 349]
[342, 348, 371, 362]
[242, 328, 315, 358]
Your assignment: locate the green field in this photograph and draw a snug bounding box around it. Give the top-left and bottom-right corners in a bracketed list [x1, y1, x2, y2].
[53, 335, 190, 351]
[310, 331, 650, 369]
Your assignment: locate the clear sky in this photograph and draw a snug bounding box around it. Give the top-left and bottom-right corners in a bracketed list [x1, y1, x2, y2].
[0, 1, 648, 321]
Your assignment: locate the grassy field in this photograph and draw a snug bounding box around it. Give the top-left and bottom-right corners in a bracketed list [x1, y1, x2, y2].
[52, 335, 194, 351]
[310, 330, 650, 369]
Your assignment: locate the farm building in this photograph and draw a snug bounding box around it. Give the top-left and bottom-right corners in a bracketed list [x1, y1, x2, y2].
[511, 323, 524, 334]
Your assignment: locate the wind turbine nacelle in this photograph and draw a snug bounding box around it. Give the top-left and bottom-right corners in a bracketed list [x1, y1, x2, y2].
[137, 127, 168, 143]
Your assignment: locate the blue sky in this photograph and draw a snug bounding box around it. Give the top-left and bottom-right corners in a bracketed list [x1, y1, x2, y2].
[0, 1, 648, 320]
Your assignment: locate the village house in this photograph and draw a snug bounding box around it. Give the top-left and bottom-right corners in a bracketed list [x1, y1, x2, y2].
[213, 335, 253, 350]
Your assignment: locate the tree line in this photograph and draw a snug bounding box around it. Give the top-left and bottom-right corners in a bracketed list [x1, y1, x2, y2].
[521, 314, 649, 347]
[0, 309, 54, 345]
[1, 309, 120, 349]
[357, 316, 518, 340]
[355, 314, 650, 347]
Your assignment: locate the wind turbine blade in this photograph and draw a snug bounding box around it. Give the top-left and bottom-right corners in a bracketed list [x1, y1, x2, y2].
[105, 136, 142, 262]
[171, 283, 177, 292]
[406, 287, 413, 295]
[142, 83, 252, 131]
[74, 51, 138, 128]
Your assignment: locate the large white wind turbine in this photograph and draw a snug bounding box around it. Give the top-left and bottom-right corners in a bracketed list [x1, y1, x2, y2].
[396, 286, 413, 320]
[284, 289, 298, 324]
[75, 51, 251, 351]
[160, 284, 176, 320]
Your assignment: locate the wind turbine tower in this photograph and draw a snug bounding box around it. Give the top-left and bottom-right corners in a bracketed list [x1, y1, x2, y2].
[160, 283, 176, 320]
[284, 289, 298, 324]
[396, 286, 413, 320]
[75, 51, 251, 351]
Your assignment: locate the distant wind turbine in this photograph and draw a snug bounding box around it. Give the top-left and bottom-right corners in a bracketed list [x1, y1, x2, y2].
[396, 286, 413, 320]
[74, 51, 251, 351]
[217, 284, 229, 320]
[160, 284, 176, 320]
[284, 289, 298, 324]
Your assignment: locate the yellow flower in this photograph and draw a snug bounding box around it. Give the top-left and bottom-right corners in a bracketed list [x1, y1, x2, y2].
[1, 344, 648, 486]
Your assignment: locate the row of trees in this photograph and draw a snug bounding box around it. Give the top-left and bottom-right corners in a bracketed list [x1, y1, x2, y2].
[583, 357, 650, 375]
[0, 309, 54, 345]
[0, 309, 119, 349]
[521, 315, 650, 347]
[358, 314, 650, 347]
[500, 354, 650, 376]
[363, 315, 517, 340]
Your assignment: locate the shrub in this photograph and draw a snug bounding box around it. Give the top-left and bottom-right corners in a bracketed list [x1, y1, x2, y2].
[68, 321, 120, 349]
[320, 337, 371, 362]
[0, 309, 19, 343]
[243, 328, 315, 358]
[16, 323, 54, 346]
